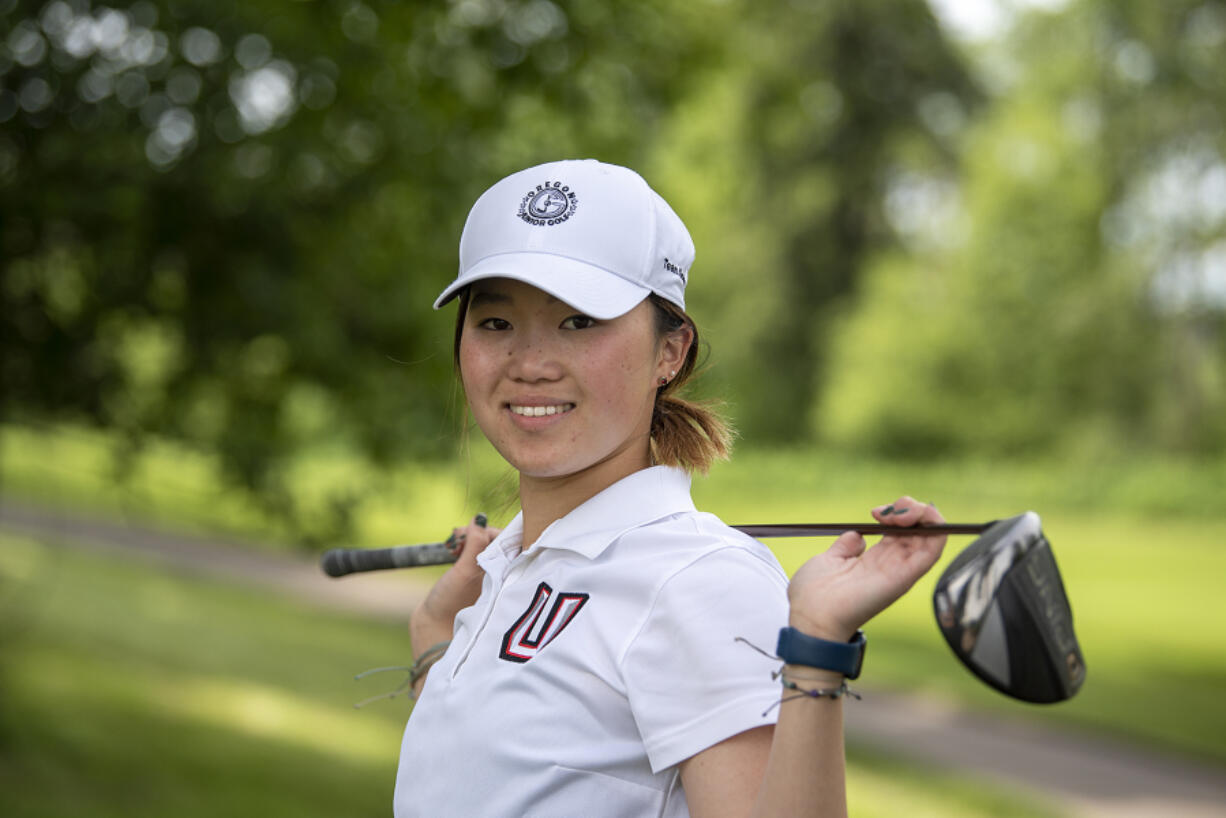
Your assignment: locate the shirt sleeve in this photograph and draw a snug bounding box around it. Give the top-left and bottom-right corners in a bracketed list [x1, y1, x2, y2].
[620, 542, 790, 773]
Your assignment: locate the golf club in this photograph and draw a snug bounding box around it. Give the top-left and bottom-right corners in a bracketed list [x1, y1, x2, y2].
[321, 511, 1085, 703]
[320, 520, 989, 576]
[933, 511, 1085, 703]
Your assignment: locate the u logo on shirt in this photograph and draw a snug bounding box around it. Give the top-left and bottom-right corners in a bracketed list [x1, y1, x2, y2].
[499, 581, 590, 663]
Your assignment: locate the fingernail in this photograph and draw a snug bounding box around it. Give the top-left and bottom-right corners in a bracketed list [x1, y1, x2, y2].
[445, 532, 457, 546]
[891, 507, 909, 515]
[880, 505, 895, 515]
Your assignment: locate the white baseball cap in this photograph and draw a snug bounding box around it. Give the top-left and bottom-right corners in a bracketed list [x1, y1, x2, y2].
[433, 159, 694, 320]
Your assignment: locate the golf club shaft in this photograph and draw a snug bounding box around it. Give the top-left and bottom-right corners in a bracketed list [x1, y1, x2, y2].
[320, 521, 992, 577]
[735, 522, 991, 537]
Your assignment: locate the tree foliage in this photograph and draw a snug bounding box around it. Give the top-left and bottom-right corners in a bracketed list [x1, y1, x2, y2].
[3, 0, 981, 535]
[735, 0, 979, 441]
[0, 0, 736, 533]
[819, 0, 1226, 458]
[10, 0, 1217, 538]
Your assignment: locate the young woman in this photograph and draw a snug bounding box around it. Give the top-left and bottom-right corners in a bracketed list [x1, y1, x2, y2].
[393, 159, 947, 818]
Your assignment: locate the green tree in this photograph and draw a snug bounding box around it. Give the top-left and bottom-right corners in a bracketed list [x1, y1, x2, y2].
[0, 0, 747, 537]
[2, 0, 982, 537]
[819, 0, 1226, 458]
[729, 0, 978, 442]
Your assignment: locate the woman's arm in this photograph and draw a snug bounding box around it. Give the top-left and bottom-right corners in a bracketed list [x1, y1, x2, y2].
[407, 516, 499, 697]
[679, 496, 947, 818]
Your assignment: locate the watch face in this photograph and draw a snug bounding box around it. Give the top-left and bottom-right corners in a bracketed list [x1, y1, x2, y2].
[849, 631, 866, 680]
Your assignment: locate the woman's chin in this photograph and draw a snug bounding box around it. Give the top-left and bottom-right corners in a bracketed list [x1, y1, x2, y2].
[509, 446, 651, 486]
[509, 458, 585, 481]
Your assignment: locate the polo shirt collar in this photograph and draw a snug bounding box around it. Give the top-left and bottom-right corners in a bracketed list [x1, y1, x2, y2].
[478, 466, 695, 570]
[536, 465, 696, 559]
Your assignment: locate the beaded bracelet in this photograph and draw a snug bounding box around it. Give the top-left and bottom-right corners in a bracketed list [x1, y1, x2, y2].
[351, 639, 452, 708]
[408, 640, 453, 697]
[736, 635, 863, 714]
[779, 675, 861, 701]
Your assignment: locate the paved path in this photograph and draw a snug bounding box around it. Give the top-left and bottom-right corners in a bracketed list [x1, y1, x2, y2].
[3, 498, 1224, 818]
[0, 497, 429, 621]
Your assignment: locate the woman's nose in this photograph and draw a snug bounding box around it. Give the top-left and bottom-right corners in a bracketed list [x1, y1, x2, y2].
[506, 332, 563, 382]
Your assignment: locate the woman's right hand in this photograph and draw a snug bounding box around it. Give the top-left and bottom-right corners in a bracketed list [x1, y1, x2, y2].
[444, 516, 501, 580]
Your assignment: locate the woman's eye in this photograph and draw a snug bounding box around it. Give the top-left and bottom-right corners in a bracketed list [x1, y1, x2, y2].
[477, 317, 511, 331]
[561, 315, 598, 330]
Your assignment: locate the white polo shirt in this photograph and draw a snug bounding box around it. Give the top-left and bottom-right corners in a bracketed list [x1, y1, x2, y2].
[393, 466, 789, 818]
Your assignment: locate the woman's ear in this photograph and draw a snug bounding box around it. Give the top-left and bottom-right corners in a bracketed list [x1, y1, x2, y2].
[657, 323, 694, 380]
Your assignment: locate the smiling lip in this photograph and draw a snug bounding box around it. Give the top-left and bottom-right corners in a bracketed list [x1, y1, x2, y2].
[507, 403, 575, 418]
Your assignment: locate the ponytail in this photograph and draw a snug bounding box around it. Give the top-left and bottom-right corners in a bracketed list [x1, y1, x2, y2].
[648, 296, 734, 474]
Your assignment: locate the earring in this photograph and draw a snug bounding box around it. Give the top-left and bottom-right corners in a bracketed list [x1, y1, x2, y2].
[658, 376, 668, 386]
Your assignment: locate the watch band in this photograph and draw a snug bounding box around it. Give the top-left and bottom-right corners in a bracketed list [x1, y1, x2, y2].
[776, 627, 867, 680]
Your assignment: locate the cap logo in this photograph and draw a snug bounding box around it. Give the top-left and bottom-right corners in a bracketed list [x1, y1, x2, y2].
[518, 181, 578, 226]
[663, 257, 688, 282]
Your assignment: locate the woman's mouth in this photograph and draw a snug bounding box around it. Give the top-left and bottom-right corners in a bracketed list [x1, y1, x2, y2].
[508, 403, 575, 417]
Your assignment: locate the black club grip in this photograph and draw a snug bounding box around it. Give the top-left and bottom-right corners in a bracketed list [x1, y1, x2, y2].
[320, 543, 456, 577]
[320, 514, 488, 577]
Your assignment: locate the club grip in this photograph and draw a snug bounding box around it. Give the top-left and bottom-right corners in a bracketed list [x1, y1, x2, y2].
[320, 543, 457, 576]
[320, 514, 488, 577]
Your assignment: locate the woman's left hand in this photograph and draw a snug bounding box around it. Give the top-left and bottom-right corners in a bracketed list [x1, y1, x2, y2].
[786, 496, 948, 642]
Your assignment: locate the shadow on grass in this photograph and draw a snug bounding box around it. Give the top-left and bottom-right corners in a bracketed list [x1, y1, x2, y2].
[0, 532, 409, 818]
[0, 688, 395, 818]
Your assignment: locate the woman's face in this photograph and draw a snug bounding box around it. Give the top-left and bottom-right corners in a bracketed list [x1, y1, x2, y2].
[458, 278, 683, 483]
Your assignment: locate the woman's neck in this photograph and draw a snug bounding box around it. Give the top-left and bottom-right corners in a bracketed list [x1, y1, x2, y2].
[517, 448, 652, 548]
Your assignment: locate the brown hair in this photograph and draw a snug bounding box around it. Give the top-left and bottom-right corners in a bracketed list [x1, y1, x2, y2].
[645, 295, 734, 474]
[451, 289, 734, 475]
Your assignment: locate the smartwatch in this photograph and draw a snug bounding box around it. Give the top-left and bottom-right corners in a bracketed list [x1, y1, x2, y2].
[776, 627, 867, 680]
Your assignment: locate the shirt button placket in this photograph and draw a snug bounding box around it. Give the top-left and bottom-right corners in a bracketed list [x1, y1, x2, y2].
[450, 551, 527, 679]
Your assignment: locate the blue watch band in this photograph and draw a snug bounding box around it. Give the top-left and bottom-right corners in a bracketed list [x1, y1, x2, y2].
[776, 627, 867, 680]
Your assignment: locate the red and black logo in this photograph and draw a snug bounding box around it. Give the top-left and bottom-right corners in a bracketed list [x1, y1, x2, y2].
[499, 581, 589, 663]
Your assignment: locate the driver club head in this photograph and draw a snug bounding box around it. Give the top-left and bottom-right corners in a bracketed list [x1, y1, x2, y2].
[933, 512, 1086, 703]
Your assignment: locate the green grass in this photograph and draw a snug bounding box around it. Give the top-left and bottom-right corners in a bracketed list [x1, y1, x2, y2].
[4, 422, 1226, 767]
[846, 749, 1064, 818]
[0, 423, 485, 550]
[0, 532, 1063, 818]
[0, 532, 413, 818]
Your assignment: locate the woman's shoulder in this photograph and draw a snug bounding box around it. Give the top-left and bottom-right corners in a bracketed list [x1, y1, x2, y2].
[614, 511, 789, 659]
[614, 509, 788, 584]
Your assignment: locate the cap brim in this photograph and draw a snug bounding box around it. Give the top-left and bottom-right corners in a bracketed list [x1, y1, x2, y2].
[433, 252, 651, 320]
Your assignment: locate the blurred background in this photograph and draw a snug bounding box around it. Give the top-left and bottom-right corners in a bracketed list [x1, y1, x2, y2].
[2, 0, 1225, 815]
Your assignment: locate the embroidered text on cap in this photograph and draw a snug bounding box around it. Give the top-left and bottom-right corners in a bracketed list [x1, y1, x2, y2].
[663, 257, 687, 283]
[518, 181, 579, 226]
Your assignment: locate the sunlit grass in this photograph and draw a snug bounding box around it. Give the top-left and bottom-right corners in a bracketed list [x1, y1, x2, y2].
[14, 651, 402, 765]
[0, 531, 412, 818]
[846, 749, 1066, 818]
[0, 533, 1062, 818]
[0, 422, 502, 549]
